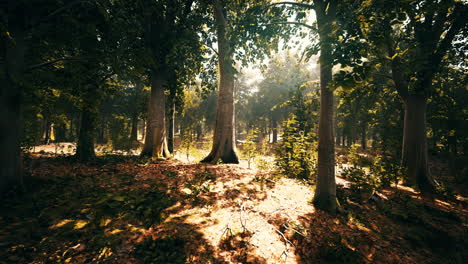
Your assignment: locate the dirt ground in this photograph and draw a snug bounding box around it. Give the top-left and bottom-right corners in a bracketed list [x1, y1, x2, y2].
[0, 149, 467, 264]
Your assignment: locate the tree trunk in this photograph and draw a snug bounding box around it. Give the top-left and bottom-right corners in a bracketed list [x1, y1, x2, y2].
[55, 123, 66, 142]
[42, 119, 51, 144]
[0, 20, 26, 194]
[201, 0, 239, 164]
[141, 92, 154, 157]
[312, 0, 337, 213]
[361, 122, 367, 150]
[401, 95, 435, 192]
[272, 119, 278, 143]
[142, 69, 170, 159]
[96, 116, 107, 144]
[141, 119, 146, 142]
[75, 85, 97, 162]
[335, 128, 341, 146]
[167, 102, 175, 153]
[130, 114, 138, 142]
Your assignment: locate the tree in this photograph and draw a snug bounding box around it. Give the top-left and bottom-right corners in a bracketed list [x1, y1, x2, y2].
[355, 0, 467, 192]
[0, 0, 99, 193]
[202, 0, 291, 164]
[201, 0, 239, 163]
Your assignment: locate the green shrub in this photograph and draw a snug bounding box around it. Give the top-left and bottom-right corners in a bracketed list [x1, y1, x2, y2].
[370, 154, 404, 188]
[241, 129, 258, 169]
[275, 119, 316, 181]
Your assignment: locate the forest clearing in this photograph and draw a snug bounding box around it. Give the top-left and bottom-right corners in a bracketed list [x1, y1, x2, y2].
[1, 143, 467, 264]
[1, 0, 467, 263]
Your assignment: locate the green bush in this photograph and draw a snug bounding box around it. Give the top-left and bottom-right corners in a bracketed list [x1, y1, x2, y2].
[275, 119, 316, 181]
[370, 154, 404, 188]
[341, 166, 378, 201]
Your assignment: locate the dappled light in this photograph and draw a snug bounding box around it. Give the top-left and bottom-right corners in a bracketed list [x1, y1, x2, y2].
[1, 0, 467, 263]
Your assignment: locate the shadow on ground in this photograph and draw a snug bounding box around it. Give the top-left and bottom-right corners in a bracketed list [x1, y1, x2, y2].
[0, 155, 272, 264]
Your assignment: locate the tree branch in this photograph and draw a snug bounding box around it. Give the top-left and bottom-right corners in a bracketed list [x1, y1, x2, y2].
[269, 1, 314, 9]
[265, 21, 317, 31]
[202, 42, 218, 56]
[44, 0, 92, 21]
[26, 57, 90, 71]
[100, 72, 116, 84]
[432, 4, 465, 66]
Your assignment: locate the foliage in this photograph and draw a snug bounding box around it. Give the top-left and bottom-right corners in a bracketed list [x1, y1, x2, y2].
[275, 119, 316, 181]
[184, 171, 216, 201]
[370, 154, 405, 188]
[241, 129, 258, 169]
[341, 166, 378, 201]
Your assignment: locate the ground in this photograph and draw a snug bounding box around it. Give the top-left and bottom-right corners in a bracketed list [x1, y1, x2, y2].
[0, 147, 467, 264]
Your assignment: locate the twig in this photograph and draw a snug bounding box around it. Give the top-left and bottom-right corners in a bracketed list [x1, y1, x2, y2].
[239, 198, 249, 233]
[272, 225, 294, 264]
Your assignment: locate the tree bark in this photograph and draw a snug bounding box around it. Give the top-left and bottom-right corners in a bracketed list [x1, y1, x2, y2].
[141, 69, 170, 159]
[401, 95, 435, 192]
[361, 122, 367, 150]
[96, 116, 107, 144]
[130, 114, 138, 142]
[141, 90, 155, 157]
[0, 19, 26, 194]
[201, 0, 239, 164]
[55, 123, 66, 142]
[167, 102, 175, 153]
[272, 119, 278, 143]
[42, 119, 51, 144]
[312, 0, 337, 213]
[75, 85, 98, 162]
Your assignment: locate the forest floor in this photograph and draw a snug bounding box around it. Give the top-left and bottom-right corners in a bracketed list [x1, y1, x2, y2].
[1, 149, 467, 264]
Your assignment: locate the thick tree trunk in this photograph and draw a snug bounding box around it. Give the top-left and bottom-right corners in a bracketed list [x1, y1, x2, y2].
[141, 92, 155, 157]
[401, 95, 435, 192]
[201, 0, 239, 164]
[0, 79, 23, 194]
[313, 1, 337, 213]
[142, 70, 170, 159]
[0, 22, 26, 194]
[75, 86, 97, 162]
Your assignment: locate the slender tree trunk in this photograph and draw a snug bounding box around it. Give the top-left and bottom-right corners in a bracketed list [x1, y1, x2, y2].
[335, 128, 341, 146]
[42, 119, 51, 144]
[201, 0, 239, 164]
[55, 123, 66, 142]
[141, 119, 146, 142]
[272, 119, 278, 143]
[96, 116, 106, 144]
[75, 85, 98, 162]
[130, 114, 138, 142]
[401, 95, 435, 192]
[167, 102, 175, 153]
[361, 122, 367, 150]
[313, 0, 337, 213]
[341, 130, 345, 147]
[0, 22, 25, 194]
